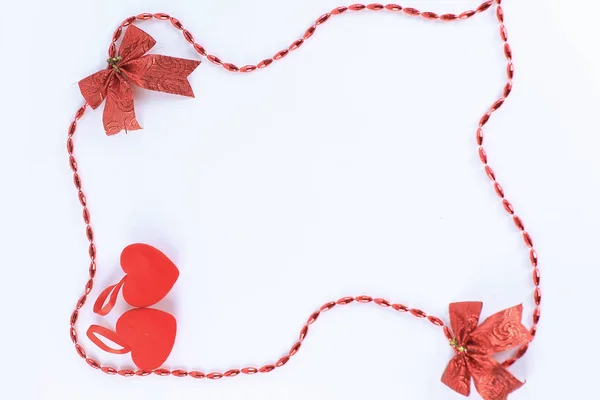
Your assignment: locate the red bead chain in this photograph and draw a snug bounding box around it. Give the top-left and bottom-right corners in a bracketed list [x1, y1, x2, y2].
[68, 0, 539, 376]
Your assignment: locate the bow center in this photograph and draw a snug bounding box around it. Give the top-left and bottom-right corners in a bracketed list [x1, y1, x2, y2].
[107, 56, 122, 72]
[449, 338, 468, 353]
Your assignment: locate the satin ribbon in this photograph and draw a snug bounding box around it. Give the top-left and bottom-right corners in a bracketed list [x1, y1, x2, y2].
[441, 302, 533, 400]
[93, 276, 126, 316]
[78, 25, 201, 135]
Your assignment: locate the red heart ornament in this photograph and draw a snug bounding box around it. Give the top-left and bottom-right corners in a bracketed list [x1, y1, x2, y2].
[87, 308, 177, 370]
[93, 243, 179, 316]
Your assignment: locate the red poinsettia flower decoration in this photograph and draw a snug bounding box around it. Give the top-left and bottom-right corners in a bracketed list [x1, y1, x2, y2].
[79, 25, 201, 135]
[441, 302, 533, 400]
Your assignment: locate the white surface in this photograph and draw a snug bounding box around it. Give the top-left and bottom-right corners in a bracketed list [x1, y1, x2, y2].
[0, 0, 598, 399]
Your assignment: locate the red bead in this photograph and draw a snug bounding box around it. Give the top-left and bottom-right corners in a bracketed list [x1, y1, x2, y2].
[440, 13, 457, 21]
[303, 26, 316, 40]
[385, 4, 402, 11]
[289, 39, 304, 51]
[183, 30, 195, 44]
[392, 304, 409, 312]
[476, 128, 484, 146]
[274, 50, 289, 60]
[289, 342, 302, 356]
[403, 8, 420, 16]
[316, 13, 331, 25]
[112, 26, 122, 42]
[331, 6, 348, 14]
[307, 311, 320, 325]
[533, 268, 541, 285]
[223, 63, 239, 72]
[367, 4, 384, 11]
[477, 1, 493, 13]
[257, 59, 273, 68]
[530, 249, 538, 267]
[170, 17, 184, 30]
[533, 307, 541, 324]
[355, 295, 373, 303]
[86, 358, 101, 369]
[76, 295, 86, 309]
[422, 12, 439, 19]
[276, 356, 290, 367]
[299, 325, 309, 341]
[504, 43, 512, 60]
[153, 369, 171, 376]
[374, 298, 391, 307]
[259, 365, 275, 373]
[75, 344, 86, 358]
[70, 327, 77, 343]
[409, 308, 427, 318]
[102, 366, 117, 375]
[207, 55, 222, 65]
[193, 43, 207, 56]
[241, 367, 258, 375]
[206, 372, 223, 380]
[349, 4, 366, 11]
[336, 297, 354, 305]
[240, 65, 257, 73]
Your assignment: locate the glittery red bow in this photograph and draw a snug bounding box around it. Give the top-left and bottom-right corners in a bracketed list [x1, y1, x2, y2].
[441, 302, 533, 400]
[78, 25, 201, 135]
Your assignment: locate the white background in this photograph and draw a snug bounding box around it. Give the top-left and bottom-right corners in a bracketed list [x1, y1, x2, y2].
[1, 0, 598, 399]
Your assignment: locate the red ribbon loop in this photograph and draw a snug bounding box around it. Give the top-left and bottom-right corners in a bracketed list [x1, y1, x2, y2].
[86, 325, 131, 354]
[93, 276, 126, 316]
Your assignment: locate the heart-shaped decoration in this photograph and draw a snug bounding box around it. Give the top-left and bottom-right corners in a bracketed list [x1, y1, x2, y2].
[87, 308, 177, 370]
[93, 243, 179, 315]
[120, 243, 179, 307]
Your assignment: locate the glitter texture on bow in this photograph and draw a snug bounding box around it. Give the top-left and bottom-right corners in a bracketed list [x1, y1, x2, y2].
[78, 25, 201, 135]
[441, 302, 533, 400]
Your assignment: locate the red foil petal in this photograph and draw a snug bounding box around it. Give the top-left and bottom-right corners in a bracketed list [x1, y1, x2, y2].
[449, 301, 483, 345]
[121, 54, 201, 97]
[468, 304, 532, 355]
[118, 25, 156, 63]
[468, 354, 525, 400]
[78, 69, 112, 109]
[441, 354, 471, 397]
[103, 74, 141, 135]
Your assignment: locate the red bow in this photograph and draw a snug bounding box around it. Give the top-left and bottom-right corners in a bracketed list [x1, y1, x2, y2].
[78, 25, 201, 135]
[441, 302, 533, 400]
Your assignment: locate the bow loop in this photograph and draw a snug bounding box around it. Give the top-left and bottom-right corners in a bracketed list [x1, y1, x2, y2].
[468, 304, 532, 355]
[449, 301, 483, 346]
[118, 25, 156, 64]
[468, 355, 525, 400]
[121, 54, 200, 97]
[79, 69, 112, 109]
